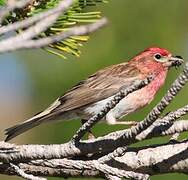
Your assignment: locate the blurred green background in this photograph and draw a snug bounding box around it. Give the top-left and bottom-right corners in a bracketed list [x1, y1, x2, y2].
[1, 0, 188, 179]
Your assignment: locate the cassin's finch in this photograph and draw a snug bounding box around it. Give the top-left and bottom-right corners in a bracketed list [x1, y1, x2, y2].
[5, 47, 183, 141]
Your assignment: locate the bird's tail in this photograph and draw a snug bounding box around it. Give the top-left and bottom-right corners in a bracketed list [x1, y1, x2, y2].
[5, 98, 63, 141]
[4, 103, 62, 141]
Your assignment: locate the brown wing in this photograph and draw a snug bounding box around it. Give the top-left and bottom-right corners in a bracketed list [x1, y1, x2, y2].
[53, 62, 145, 112]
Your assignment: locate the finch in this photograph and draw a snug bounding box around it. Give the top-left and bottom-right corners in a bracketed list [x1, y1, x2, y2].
[5, 47, 183, 141]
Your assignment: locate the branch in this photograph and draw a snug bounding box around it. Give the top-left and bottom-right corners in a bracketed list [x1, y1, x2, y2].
[0, 0, 73, 35]
[0, 0, 31, 22]
[1, 141, 188, 179]
[137, 104, 188, 140]
[1, 119, 188, 163]
[0, 0, 107, 54]
[0, 17, 107, 53]
[10, 163, 46, 180]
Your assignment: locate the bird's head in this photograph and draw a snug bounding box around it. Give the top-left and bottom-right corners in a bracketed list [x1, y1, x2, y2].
[132, 47, 184, 74]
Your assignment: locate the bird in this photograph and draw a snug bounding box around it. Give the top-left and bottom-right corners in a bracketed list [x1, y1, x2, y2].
[4, 47, 184, 141]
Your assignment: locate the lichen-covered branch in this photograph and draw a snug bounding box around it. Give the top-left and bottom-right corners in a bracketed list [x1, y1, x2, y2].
[0, 0, 31, 22]
[0, 18, 107, 53]
[0, 0, 72, 35]
[1, 117, 188, 163]
[1, 141, 188, 179]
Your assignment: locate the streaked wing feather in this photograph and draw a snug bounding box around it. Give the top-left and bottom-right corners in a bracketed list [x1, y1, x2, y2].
[53, 62, 144, 112]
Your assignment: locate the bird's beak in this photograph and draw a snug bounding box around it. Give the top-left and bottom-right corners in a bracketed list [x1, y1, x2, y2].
[167, 55, 184, 68]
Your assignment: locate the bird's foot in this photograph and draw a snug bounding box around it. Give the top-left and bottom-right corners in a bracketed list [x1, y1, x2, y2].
[111, 121, 138, 126]
[107, 117, 138, 126]
[106, 114, 138, 126]
[169, 133, 180, 143]
[88, 131, 95, 140]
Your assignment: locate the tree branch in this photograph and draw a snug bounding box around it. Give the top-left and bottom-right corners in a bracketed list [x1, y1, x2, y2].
[0, 0, 107, 54]
[0, 0, 31, 22]
[0, 18, 107, 53]
[1, 141, 188, 179]
[0, 0, 73, 35]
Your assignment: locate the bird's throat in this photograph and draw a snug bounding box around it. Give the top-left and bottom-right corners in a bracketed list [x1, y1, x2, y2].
[145, 70, 168, 97]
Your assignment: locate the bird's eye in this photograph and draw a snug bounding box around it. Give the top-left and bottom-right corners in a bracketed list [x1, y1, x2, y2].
[154, 53, 162, 60]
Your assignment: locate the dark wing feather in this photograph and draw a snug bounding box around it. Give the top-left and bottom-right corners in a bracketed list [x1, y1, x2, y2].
[53, 62, 144, 112]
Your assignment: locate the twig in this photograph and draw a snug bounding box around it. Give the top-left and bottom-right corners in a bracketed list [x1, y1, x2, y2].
[0, 0, 31, 22]
[30, 159, 150, 180]
[136, 104, 188, 140]
[10, 163, 46, 180]
[0, 17, 108, 53]
[150, 120, 188, 137]
[0, 0, 73, 35]
[0, 0, 74, 52]
[105, 174, 121, 180]
[98, 146, 128, 163]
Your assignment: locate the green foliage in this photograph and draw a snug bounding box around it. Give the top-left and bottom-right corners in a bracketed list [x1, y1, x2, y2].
[2, 0, 107, 58]
[0, 0, 5, 6]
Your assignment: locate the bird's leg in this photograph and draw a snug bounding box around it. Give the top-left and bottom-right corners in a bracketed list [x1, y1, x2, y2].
[111, 121, 138, 126]
[108, 120, 138, 126]
[106, 114, 138, 126]
[81, 119, 95, 139]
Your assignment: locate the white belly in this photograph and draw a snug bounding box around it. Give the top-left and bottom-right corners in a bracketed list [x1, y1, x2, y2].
[85, 88, 154, 124]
